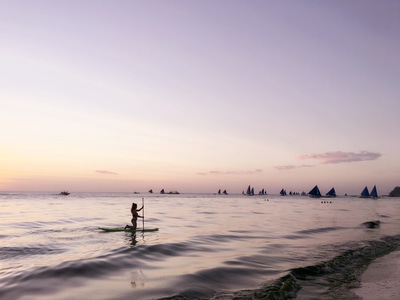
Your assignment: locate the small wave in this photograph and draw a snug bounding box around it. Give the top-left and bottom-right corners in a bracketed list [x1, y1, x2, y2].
[0, 257, 125, 300]
[283, 227, 347, 240]
[379, 214, 391, 218]
[295, 226, 347, 235]
[282, 234, 305, 240]
[140, 241, 210, 259]
[0, 246, 63, 260]
[199, 233, 251, 243]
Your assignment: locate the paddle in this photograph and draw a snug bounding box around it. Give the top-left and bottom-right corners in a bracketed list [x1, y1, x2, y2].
[142, 197, 144, 230]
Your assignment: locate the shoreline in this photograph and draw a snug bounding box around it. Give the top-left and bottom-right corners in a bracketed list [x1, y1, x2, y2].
[353, 250, 400, 299]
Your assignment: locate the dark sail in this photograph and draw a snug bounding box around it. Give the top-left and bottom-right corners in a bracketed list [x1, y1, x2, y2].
[360, 186, 370, 198]
[308, 185, 322, 198]
[326, 187, 336, 197]
[246, 185, 251, 195]
[370, 185, 378, 198]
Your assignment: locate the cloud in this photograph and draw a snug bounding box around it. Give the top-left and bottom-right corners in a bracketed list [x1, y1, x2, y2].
[197, 169, 263, 176]
[95, 170, 118, 175]
[297, 151, 382, 164]
[275, 164, 314, 171]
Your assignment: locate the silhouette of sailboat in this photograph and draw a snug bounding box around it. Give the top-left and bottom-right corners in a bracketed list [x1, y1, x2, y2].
[280, 188, 287, 196]
[308, 185, 322, 198]
[246, 185, 254, 196]
[360, 186, 370, 198]
[325, 187, 336, 198]
[259, 188, 267, 195]
[370, 185, 378, 199]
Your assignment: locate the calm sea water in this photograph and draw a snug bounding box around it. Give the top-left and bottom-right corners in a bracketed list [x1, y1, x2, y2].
[1, 192, 400, 300]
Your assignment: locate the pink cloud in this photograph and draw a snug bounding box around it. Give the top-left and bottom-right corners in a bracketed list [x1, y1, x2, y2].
[275, 164, 314, 171]
[197, 169, 263, 176]
[297, 151, 382, 164]
[95, 170, 118, 175]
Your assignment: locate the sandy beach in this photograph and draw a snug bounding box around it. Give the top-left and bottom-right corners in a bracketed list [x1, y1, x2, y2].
[353, 250, 400, 299]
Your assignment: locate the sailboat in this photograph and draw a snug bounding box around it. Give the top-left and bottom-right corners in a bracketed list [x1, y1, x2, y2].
[370, 185, 379, 199]
[360, 186, 370, 198]
[223, 189, 228, 195]
[259, 188, 267, 195]
[308, 185, 322, 198]
[280, 188, 287, 196]
[246, 185, 254, 196]
[325, 187, 336, 198]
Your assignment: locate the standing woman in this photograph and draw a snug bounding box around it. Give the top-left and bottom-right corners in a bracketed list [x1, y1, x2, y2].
[124, 202, 143, 230]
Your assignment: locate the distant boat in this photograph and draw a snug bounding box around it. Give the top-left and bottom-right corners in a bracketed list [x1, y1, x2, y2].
[280, 188, 287, 196]
[59, 191, 70, 196]
[360, 186, 370, 198]
[370, 185, 379, 199]
[167, 191, 180, 194]
[160, 189, 165, 194]
[218, 189, 221, 195]
[246, 185, 254, 196]
[259, 188, 267, 195]
[223, 189, 228, 195]
[308, 185, 321, 198]
[148, 189, 153, 193]
[325, 187, 336, 198]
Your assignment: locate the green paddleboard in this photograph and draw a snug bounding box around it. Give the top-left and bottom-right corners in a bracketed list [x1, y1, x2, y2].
[98, 227, 159, 233]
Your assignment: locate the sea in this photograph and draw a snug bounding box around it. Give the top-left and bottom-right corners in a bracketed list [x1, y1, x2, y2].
[1, 192, 400, 300]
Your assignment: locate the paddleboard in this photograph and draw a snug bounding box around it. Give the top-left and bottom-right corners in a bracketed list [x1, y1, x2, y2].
[98, 227, 159, 233]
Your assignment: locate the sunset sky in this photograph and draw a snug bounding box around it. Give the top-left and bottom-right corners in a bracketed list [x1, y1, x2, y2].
[1, 1, 399, 195]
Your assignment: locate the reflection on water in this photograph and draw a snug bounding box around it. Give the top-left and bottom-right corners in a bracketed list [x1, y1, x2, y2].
[126, 233, 138, 247]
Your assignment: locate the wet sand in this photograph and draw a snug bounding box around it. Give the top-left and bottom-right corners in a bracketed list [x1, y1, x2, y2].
[353, 251, 400, 299]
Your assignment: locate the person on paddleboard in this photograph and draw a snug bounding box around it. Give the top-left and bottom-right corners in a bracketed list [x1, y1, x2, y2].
[124, 202, 144, 230]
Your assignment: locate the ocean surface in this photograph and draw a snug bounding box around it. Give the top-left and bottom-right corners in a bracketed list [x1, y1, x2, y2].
[1, 192, 400, 300]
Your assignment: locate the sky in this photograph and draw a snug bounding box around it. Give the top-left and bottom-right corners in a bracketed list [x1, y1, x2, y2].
[1, 0, 399, 195]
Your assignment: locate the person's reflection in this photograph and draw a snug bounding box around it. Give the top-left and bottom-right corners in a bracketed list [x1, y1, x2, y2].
[126, 233, 138, 246]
